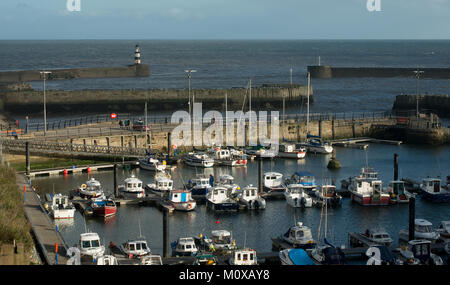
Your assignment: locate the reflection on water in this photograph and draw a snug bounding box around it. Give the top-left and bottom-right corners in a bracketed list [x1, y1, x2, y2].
[32, 143, 450, 255]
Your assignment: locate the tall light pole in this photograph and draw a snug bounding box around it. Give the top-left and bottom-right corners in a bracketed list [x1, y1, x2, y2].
[185, 69, 197, 118]
[40, 71, 51, 135]
[413, 69, 424, 118]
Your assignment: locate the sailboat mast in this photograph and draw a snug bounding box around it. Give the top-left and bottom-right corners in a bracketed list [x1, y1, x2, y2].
[306, 72, 310, 135]
[225, 92, 228, 125]
[145, 101, 148, 148]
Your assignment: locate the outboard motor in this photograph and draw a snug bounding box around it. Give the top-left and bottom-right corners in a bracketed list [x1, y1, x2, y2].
[254, 200, 260, 209]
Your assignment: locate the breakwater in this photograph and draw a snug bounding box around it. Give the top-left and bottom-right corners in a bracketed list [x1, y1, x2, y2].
[0, 84, 312, 114]
[392, 94, 450, 118]
[307, 65, 450, 79]
[0, 64, 150, 83]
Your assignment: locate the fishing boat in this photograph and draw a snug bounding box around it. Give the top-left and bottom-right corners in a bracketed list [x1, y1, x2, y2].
[437, 221, 450, 243]
[262, 172, 286, 199]
[399, 218, 440, 243]
[277, 143, 307, 159]
[313, 185, 343, 207]
[91, 196, 117, 218]
[237, 185, 266, 210]
[215, 174, 240, 197]
[193, 254, 218, 265]
[387, 180, 414, 204]
[185, 174, 212, 199]
[284, 184, 313, 208]
[285, 171, 317, 194]
[398, 240, 443, 265]
[145, 172, 173, 197]
[79, 232, 105, 258]
[348, 167, 390, 206]
[211, 147, 247, 167]
[44, 193, 76, 219]
[138, 156, 166, 172]
[206, 186, 239, 212]
[140, 255, 163, 265]
[117, 175, 146, 199]
[279, 222, 317, 250]
[419, 178, 450, 203]
[77, 178, 105, 199]
[244, 145, 276, 159]
[183, 152, 214, 168]
[228, 248, 258, 265]
[120, 238, 152, 258]
[171, 237, 198, 257]
[194, 230, 237, 252]
[279, 248, 316, 265]
[168, 190, 196, 211]
[297, 135, 333, 154]
[359, 229, 394, 246]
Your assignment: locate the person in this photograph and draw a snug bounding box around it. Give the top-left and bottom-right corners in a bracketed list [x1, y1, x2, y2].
[119, 120, 123, 128]
[209, 174, 214, 186]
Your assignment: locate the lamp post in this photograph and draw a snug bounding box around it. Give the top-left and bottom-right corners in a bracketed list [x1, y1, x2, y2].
[413, 69, 424, 119]
[185, 69, 197, 118]
[40, 71, 51, 135]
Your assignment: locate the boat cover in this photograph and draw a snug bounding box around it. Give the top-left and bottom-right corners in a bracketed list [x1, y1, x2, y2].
[288, 249, 315, 265]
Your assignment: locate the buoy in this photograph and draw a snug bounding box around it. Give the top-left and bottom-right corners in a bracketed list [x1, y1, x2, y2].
[63, 169, 68, 175]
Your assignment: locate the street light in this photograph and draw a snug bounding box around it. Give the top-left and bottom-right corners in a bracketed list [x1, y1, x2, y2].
[40, 71, 52, 135]
[185, 69, 197, 118]
[413, 69, 424, 118]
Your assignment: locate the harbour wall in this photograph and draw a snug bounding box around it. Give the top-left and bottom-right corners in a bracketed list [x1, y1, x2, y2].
[307, 66, 450, 79]
[0, 64, 150, 83]
[392, 94, 450, 118]
[0, 85, 312, 114]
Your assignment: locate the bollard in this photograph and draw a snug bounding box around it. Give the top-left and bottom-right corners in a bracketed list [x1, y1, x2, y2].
[408, 196, 415, 241]
[394, 153, 399, 181]
[163, 208, 169, 258]
[55, 242, 58, 265]
[23, 186, 26, 202]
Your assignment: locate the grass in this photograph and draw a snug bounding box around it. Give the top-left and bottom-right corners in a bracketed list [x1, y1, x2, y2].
[0, 166, 33, 251]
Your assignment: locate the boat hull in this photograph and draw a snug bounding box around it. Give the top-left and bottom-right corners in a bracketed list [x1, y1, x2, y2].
[93, 206, 117, 217]
[169, 201, 197, 211]
[52, 209, 76, 219]
[206, 200, 239, 212]
[278, 152, 306, 159]
[351, 193, 390, 206]
[420, 191, 450, 203]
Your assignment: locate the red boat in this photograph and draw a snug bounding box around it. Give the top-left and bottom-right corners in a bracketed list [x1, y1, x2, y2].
[348, 167, 390, 206]
[91, 198, 117, 217]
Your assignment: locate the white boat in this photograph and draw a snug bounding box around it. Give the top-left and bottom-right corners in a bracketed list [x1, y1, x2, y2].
[96, 255, 118, 265]
[118, 175, 146, 199]
[398, 240, 443, 265]
[297, 135, 333, 154]
[279, 248, 316, 265]
[348, 167, 390, 206]
[212, 147, 248, 167]
[79, 232, 105, 258]
[278, 143, 306, 159]
[168, 190, 197, 211]
[399, 218, 440, 243]
[185, 174, 212, 198]
[145, 172, 173, 197]
[171, 237, 198, 257]
[262, 172, 286, 198]
[183, 152, 214, 168]
[44, 193, 76, 219]
[229, 248, 258, 265]
[238, 185, 266, 210]
[437, 221, 450, 242]
[139, 156, 166, 172]
[216, 174, 240, 196]
[360, 228, 394, 246]
[387, 180, 414, 204]
[284, 184, 313, 208]
[140, 255, 163, 265]
[77, 178, 105, 199]
[206, 186, 239, 212]
[419, 178, 450, 203]
[120, 238, 152, 258]
[280, 222, 317, 250]
[244, 146, 277, 159]
[211, 230, 237, 251]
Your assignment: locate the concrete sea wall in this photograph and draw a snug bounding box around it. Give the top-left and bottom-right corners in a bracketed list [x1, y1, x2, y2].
[392, 94, 450, 118]
[308, 66, 450, 79]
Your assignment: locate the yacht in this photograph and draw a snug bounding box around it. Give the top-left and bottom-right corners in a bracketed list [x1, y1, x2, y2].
[118, 175, 146, 199]
[284, 184, 313, 208]
[77, 178, 105, 199]
[262, 172, 286, 198]
[309, 239, 347, 265]
[277, 143, 306, 159]
[206, 186, 239, 212]
[348, 167, 390, 206]
[211, 147, 247, 167]
[297, 135, 333, 154]
[44, 193, 76, 219]
[399, 218, 440, 243]
[183, 152, 214, 168]
[185, 174, 212, 199]
[120, 238, 152, 258]
[171, 237, 198, 257]
[398, 240, 443, 265]
[237, 185, 266, 210]
[79, 232, 105, 258]
[139, 156, 166, 172]
[420, 178, 450, 203]
[360, 229, 394, 246]
[145, 172, 173, 197]
[279, 222, 317, 250]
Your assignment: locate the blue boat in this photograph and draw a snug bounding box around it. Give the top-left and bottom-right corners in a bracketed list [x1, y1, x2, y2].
[286, 171, 317, 194]
[420, 178, 450, 203]
[185, 175, 212, 199]
[279, 248, 316, 265]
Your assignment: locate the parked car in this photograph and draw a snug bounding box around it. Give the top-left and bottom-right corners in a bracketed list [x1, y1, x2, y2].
[132, 120, 150, 131]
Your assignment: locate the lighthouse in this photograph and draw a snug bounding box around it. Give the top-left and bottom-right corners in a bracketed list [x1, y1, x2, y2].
[135, 44, 141, 65]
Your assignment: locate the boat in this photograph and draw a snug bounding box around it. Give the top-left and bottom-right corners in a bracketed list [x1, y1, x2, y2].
[387, 180, 414, 204]
[277, 143, 307, 159]
[211, 147, 248, 167]
[185, 174, 212, 199]
[171, 237, 199, 257]
[91, 196, 117, 218]
[365, 245, 400, 265]
[360, 229, 394, 246]
[138, 156, 166, 172]
[183, 152, 214, 168]
[237, 185, 266, 210]
[193, 254, 218, 265]
[309, 238, 347, 265]
[119, 238, 152, 258]
[262, 172, 286, 199]
[145, 172, 173, 197]
[44, 193, 76, 219]
[79, 232, 105, 258]
[437, 221, 450, 243]
[285, 171, 317, 194]
[313, 185, 343, 207]
[96, 255, 118, 265]
[168, 190, 197, 211]
[215, 174, 240, 197]
[117, 175, 146, 199]
[140, 255, 163, 265]
[244, 145, 276, 159]
[399, 218, 440, 243]
[77, 178, 105, 199]
[348, 167, 390, 206]
[297, 135, 333, 154]
[194, 230, 237, 252]
[228, 248, 258, 265]
[206, 186, 239, 212]
[284, 184, 313, 208]
[398, 240, 443, 265]
[279, 248, 316, 265]
[419, 178, 450, 203]
[279, 222, 317, 250]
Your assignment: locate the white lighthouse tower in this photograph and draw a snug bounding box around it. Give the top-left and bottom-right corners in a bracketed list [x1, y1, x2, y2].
[135, 44, 141, 65]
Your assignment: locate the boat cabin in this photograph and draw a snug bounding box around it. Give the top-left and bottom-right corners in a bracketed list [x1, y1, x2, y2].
[174, 237, 198, 255]
[280, 144, 296, 153]
[79, 232, 105, 257]
[288, 172, 316, 189]
[363, 229, 393, 245]
[421, 178, 442, 193]
[283, 222, 315, 245]
[211, 230, 234, 249]
[141, 255, 163, 265]
[170, 190, 193, 203]
[122, 238, 151, 257]
[123, 176, 143, 192]
[414, 219, 435, 235]
[154, 176, 173, 190]
[191, 176, 211, 188]
[241, 185, 258, 200]
[231, 249, 258, 265]
[388, 181, 407, 195]
[51, 194, 71, 209]
[319, 185, 338, 197]
[79, 178, 104, 196]
[214, 148, 232, 160]
[97, 255, 118, 265]
[209, 187, 231, 202]
[263, 172, 284, 188]
[218, 174, 235, 185]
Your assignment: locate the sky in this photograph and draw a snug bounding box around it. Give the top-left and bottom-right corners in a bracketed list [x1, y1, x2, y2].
[0, 0, 450, 39]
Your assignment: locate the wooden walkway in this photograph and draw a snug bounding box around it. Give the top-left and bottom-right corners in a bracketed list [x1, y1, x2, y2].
[17, 174, 69, 265]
